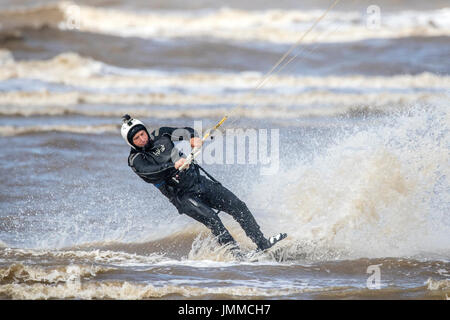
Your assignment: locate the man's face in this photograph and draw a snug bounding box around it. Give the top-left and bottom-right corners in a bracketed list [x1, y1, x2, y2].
[132, 129, 149, 148]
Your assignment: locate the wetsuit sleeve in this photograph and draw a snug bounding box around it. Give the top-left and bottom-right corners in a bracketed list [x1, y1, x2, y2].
[130, 153, 175, 181]
[156, 127, 199, 141]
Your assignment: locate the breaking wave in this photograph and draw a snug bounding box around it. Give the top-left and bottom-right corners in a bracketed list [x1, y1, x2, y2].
[0, 124, 119, 136]
[0, 51, 448, 124]
[1, 51, 449, 90]
[1, 2, 449, 43]
[2, 278, 448, 300]
[0, 254, 448, 299]
[0, 263, 115, 285]
[0, 279, 308, 299]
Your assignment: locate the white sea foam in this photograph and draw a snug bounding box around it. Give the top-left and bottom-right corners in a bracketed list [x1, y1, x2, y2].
[426, 278, 450, 292]
[252, 105, 450, 260]
[1, 51, 449, 91]
[0, 247, 166, 266]
[0, 263, 114, 284]
[1, 2, 449, 43]
[0, 124, 119, 136]
[0, 51, 448, 123]
[0, 280, 315, 299]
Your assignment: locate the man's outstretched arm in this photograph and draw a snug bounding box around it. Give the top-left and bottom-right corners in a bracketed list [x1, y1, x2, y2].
[156, 127, 199, 141]
[155, 126, 202, 148]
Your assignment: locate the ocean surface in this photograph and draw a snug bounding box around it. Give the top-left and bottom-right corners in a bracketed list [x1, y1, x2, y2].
[0, 0, 449, 299]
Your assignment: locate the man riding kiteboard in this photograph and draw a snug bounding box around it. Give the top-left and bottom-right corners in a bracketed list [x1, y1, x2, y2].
[120, 114, 286, 255]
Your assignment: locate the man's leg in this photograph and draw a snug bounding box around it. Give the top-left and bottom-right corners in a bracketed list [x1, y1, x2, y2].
[176, 192, 238, 248]
[199, 178, 270, 251]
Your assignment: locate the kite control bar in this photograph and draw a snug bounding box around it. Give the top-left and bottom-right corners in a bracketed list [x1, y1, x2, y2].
[178, 116, 228, 171]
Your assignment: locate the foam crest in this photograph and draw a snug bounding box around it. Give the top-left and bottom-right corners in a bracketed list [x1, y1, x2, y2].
[0, 263, 114, 285]
[0, 124, 119, 136]
[0, 279, 309, 299]
[0, 90, 445, 119]
[0, 52, 447, 123]
[1, 2, 449, 43]
[0, 247, 166, 265]
[1, 51, 449, 90]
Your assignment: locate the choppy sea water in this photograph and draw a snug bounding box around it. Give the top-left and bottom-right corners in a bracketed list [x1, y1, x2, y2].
[0, 0, 449, 299]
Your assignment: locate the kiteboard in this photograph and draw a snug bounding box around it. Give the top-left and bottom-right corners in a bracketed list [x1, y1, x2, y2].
[235, 233, 288, 262]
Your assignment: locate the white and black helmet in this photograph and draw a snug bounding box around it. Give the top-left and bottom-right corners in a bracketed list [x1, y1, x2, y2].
[120, 114, 148, 148]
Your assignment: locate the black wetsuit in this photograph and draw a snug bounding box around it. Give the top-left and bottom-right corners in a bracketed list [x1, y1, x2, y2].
[128, 126, 270, 250]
